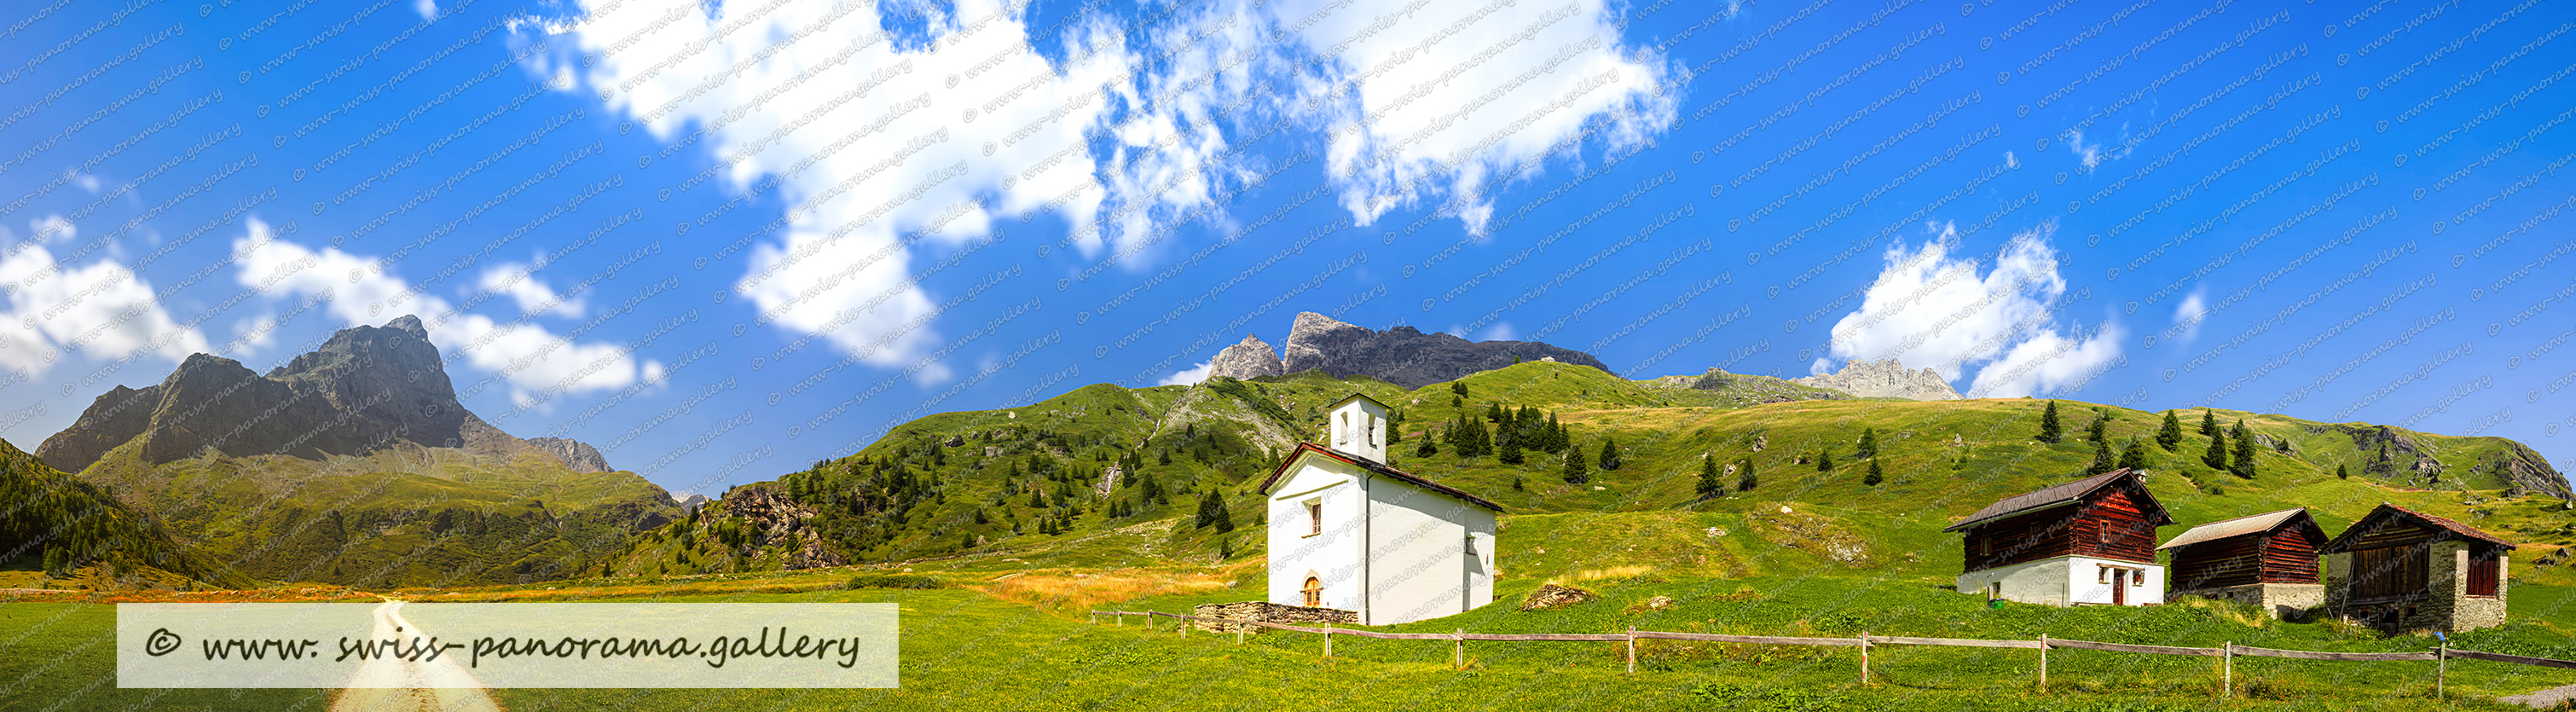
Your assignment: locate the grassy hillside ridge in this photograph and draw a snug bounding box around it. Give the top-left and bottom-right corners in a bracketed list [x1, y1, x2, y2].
[616, 362, 2571, 591]
[68, 435, 679, 588]
[0, 438, 252, 590]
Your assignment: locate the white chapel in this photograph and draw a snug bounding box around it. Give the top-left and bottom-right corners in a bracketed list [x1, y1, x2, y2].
[1256, 393, 1501, 626]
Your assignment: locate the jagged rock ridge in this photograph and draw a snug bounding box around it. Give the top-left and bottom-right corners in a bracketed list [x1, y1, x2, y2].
[1792, 358, 1965, 401]
[1205, 334, 1286, 380]
[528, 437, 613, 472]
[38, 315, 581, 473]
[1269, 312, 1613, 389]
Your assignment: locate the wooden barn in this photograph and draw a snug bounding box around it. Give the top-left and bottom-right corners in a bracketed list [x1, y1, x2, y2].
[2157, 507, 2328, 618]
[2319, 503, 2514, 633]
[1944, 468, 2174, 606]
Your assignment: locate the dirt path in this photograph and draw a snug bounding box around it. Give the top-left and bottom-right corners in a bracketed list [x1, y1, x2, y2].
[2501, 681, 2576, 709]
[329, 599, 503, 712]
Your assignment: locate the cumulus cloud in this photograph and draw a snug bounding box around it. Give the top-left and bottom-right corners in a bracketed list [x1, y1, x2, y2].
[1816, 223, 2122, 399]
[2170, 288, 2207, 344]
[229, 217, 657, 413]
[1158, 360, 1214, 386]
[539, 0, 1671, 367]
[478, 262, 584, 319]
[0, 215, 208, 376]
[414, 0, 437, 20]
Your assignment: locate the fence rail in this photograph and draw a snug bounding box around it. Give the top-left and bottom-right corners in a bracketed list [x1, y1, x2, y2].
[1088, 610, 2576, 698]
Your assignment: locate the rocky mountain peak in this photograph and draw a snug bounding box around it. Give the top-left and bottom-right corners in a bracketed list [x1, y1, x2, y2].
[1269, 311, 1612, 389]
[1206, 334, 1285, 380]
[1792, 358, 1964, 401]
[528, 437, 613, 472]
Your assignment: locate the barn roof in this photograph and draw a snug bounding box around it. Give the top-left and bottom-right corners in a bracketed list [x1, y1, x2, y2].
[1942, 468, 2170, 532]
[1257, 442, 1506, 512]
[2156, 507, 2322, 550]
[2319, 502, 2515, 553]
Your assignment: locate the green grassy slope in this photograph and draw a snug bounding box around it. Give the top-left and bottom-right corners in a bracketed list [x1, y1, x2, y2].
[0, 438, 252, 590]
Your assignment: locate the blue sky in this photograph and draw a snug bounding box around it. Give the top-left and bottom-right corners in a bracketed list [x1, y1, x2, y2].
[1, 0, 2571, 497]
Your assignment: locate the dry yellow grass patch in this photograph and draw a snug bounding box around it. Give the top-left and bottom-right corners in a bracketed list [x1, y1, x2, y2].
[1561, 565, 1656, 582]
[970, 566, 1246, 614]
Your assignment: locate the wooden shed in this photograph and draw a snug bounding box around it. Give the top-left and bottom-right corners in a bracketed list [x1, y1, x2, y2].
[2158, 507, 2328, 617]
[2319, 503, 2513, 633]
[1943, 468, 2174, 606]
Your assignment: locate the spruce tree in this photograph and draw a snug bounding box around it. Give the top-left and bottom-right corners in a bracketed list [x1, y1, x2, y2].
[1415, 425, 1439, 457]
[2229, 420, 2257, 479]
[1815, 449, 1835, 472]
[1487, 402, 1505, 423]
[2202, 425, 2230, 471]
[2118, 439, 2147, 472]
[2038, 401, 2063, 443]
[1213, 495, 1235, 533]
[2156, 410, 2183, 451]
[2086, 412, 2108, 443]
[1864, 459, 1884, 486]
[1737, 458, 1758, 492]
[1696, 454, 1723, 500]
[2087, 438, 2114, 476]
[1545, 413, 1566, 452]
[1561, 445, 1589, 484]
[2199, 409, 2217, 436]
[1497, 430, 1525, 465]
[1856, 427, 1878, 459]
[2336, 463, 2350, 479]
[1597, 437, 1621, 471]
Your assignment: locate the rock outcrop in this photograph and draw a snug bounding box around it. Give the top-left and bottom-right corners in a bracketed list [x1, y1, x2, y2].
[703, 485, 845, 570]
[1205, 334, 1285, 380]
[40, 315, 541, 472]
[527, 437, 612, 472]
[1275, 311, 1612, 388]
[1792, 358, 1964, 401]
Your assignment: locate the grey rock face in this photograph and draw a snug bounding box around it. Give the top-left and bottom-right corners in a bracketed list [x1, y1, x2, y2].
[1206, 334, 1285, 380]
[1274, 312, 1613, 389]
[35, 315, 552, 472]
[1792, 359, 1965, 401]
[528, 437, 613, 472]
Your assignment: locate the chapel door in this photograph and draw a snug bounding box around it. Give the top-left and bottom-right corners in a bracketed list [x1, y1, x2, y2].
[2112, 570, 2128, 605]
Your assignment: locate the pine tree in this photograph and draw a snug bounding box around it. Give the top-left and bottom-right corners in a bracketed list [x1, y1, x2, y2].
[1213, 495, 1235, 533]
[1415, 425, 1439, 457]
[2086, 412, 2108, 443]
[2038, 401, 2063, 443]
[1486, 402, 1505, 423]
[2336, 463, 2350, 479]
[1195, 490, 1220, 529]
[1497, 430, 1525, 465]
[2230, 420, 2257, 479]
[973, 508, 988, 524]
[2202, 425, 2230, 471]
[1561, 445, 1589, 484]
[1597, 437, 1621, 471]
[1696, 454, 1724, 500]
[1545, 413, 1565, 452]
[1219, 537, 1234, 559]
[1737, 458, 1758, 492]
[1856, 427, 1878, 459]
[2087, 438, 2114, 476]
[2199, 409, 2217, 436]
[2117, 439, 2147, 472]
[1815, 449, 1835, 472]
[2156, 410, 2184, 451]
[1864, 459, 1884, 486]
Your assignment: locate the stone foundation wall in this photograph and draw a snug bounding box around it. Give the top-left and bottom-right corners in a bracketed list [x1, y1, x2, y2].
[2170, 582, 2324, 619]
[2322, 543, 2509, 633]
[1191, 601, 1358, 633]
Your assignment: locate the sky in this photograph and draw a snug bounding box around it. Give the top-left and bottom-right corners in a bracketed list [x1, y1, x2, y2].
[0, 0, 2571, 498]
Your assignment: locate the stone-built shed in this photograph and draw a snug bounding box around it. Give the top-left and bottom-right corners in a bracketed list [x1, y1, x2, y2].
[2159, 507, 2328, 618]
[1945, 468, 2174, 606]
[2319, 503, 2514, 633]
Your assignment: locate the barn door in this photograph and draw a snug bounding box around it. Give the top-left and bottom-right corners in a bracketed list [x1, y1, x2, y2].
[2112, 570, 2128, 605]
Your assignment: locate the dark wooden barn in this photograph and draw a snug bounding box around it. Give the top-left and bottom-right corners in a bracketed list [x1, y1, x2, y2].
[1943, 468, 2175, 606]
[2157, 507, 2328, 617]
[2319, 503, 2513, 633]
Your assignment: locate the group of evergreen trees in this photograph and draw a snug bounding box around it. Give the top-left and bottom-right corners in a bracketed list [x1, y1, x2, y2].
[1427, 403, 1572, 464]
[2039, 402, 2262, 480]
[1692, 454, 1757, 501]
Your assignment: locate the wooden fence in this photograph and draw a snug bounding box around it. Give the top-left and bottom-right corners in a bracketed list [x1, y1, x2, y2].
[1087, 611, 2576, 698]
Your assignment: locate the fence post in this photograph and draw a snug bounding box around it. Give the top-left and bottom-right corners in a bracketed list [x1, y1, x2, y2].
[2037, 634, 2048, 688]
[1324, 624, 1334, 658]
[2222, 641, 2232, 698]
[1627, 626, 1638, 674]
[1179, 613, 1187, 638]
[1236, 624, 1244, 645]
[1860, 632, 1871, 686]
[1455, 628, 1465, 670]
[2437, 643, 2446, 698]
[1117, 611, 1124, 627]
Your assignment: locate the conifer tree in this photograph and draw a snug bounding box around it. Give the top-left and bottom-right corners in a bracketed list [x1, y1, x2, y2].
[2230, 420, 2257, 479]
[1415, 425, 1439, 457]
[1696, 454, 1724, 500]
[2118, 439, 2147, 472]
[1737, 458, 1758, 492]
[2086, 412, 2108, 443]
[1545, 413, 1566, 452]
[1561, 444, 1589, 484]
[1497, 430, 1525, 465]
[1856, 428, 1878, 459]
[2087, 438, 2115, 476]
[2203, 425, 2230, 471]
[2336, 463, 2350, 479]
[2038, 401, 2063, 443]
[2199, 409, 2218, 436]
[1815, 449, 1835, 472]
[1597, 437, 1621, 471]
[1864, 459, 1884, 486]
[2156, 410, 2184, 451]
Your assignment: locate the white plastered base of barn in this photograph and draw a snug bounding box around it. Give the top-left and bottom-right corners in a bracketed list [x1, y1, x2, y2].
[1956, 555, 2166, 606]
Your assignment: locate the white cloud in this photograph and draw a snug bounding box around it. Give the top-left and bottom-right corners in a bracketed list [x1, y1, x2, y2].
[1158, 360, 1213, 386]
[1817, 223, 2123, 399]
[541, 0, 1674, 368]
[0, 215, 208, 375]
[230, 217, 651, 410]
[1476, 322, 1517, 342]
[414, 0, 437, 20]
[2066, 129, 2103, 171]
[2170, 288, 2207, 344]
[478, 262, 584, 319]
[227, 312, 278, 355]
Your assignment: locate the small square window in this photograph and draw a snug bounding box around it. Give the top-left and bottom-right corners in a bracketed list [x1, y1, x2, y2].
[2132, 571, 2146, 588]
[2098, 566, 2110, 585]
